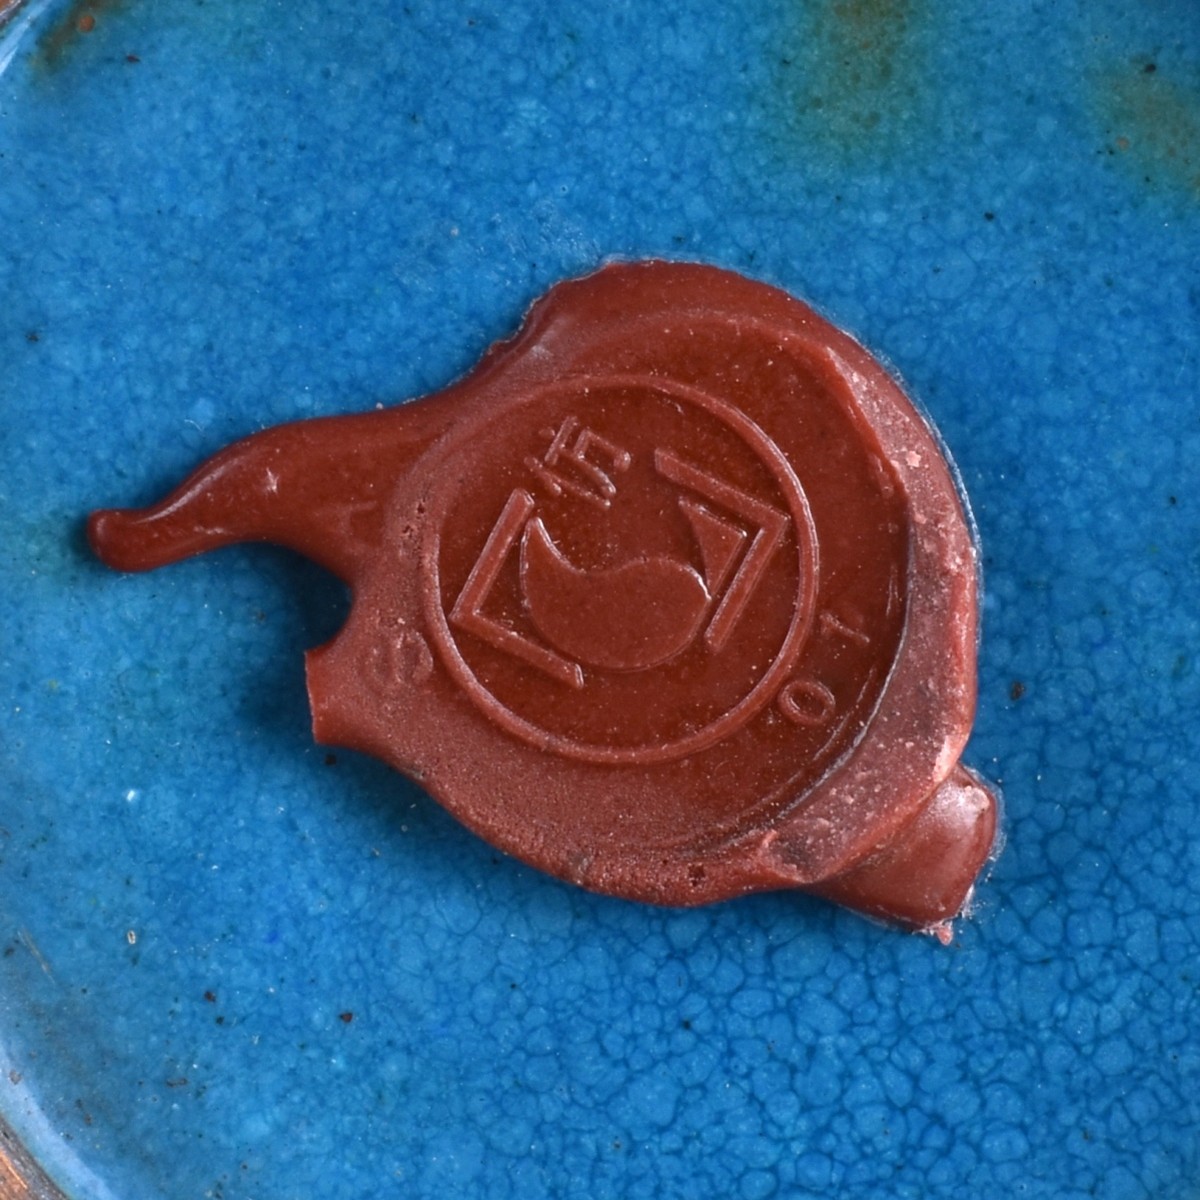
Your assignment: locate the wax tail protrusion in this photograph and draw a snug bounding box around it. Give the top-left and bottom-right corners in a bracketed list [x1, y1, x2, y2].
[87, 404, 452, 585]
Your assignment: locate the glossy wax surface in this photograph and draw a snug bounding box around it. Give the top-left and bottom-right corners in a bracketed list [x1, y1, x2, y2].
[2, 2, 1199, 1199]
[88, 261, 995, 923]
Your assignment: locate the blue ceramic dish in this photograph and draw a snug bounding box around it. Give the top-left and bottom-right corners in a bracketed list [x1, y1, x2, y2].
[2, 1, 1198, 1197]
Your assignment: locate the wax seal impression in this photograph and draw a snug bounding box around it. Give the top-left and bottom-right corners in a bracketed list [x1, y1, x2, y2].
[88, 261, 999, 934]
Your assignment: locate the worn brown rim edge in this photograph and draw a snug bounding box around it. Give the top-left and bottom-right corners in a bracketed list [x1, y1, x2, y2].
[0, 1115, 66, 1200]
[0, 0, 28, 30]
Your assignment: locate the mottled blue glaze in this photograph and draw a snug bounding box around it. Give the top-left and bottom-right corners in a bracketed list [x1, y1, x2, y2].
[1, 1, 1198, 1197]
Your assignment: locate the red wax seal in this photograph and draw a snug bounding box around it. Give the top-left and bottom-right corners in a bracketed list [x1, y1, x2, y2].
[89, 262, 999, 934]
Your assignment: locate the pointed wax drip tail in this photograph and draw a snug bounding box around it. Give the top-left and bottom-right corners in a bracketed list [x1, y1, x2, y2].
[87, 401, 454, 586]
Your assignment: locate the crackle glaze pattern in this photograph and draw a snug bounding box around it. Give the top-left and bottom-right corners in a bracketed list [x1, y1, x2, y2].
[1, 0, 1198, 1197]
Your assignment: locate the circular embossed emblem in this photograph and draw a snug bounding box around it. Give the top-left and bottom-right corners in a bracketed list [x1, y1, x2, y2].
[426, 375, 818, 763]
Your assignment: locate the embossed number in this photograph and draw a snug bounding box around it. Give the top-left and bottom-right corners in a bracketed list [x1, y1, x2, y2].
[777, 677, 836, 727]
[818, 609, 870, 647]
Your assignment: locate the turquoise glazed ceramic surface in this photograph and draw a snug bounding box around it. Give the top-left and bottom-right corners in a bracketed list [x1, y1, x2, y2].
[2, 2, 1198, 1197]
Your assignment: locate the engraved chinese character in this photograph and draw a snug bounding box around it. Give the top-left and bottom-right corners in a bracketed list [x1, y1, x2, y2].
[525, 416, 631, 508]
